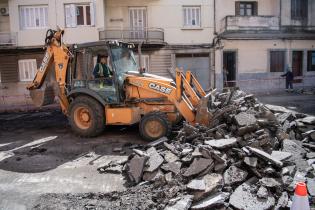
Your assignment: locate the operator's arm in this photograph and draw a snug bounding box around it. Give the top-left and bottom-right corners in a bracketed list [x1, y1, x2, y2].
[281, 72, 287, 77]
[93, 64, 99, 78]
[105, 64, 113, 76]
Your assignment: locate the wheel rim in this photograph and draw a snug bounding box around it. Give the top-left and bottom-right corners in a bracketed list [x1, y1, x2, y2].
[74, 106, 92, 130]
[144, 119, 165, 139]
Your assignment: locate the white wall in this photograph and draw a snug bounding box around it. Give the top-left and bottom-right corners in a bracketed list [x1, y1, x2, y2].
[215, 0, 280, 33]
[105, 0, 214, 44]
[8, 0, 105, 46]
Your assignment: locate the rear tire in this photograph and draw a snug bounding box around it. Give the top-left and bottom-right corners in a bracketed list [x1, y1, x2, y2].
[139, 111, 172, 141]
[69, 96, 105, 137]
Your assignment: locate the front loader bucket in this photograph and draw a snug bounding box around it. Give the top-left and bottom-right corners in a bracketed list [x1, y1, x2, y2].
[29, 86, 55, 107]
[195, 90, 215, 126]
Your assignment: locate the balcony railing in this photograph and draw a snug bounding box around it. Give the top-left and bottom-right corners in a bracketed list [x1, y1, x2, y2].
[0, 32, 17, 46]
[99, 27, 165, 44]
[220, 16, 280, 33]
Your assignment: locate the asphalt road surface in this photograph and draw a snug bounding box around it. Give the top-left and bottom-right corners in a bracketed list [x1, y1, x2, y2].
[0, 92, 314, 209]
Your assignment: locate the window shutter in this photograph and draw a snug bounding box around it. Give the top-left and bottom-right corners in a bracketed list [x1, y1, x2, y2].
[70, 4, 77, 27]
[90, 1, 95, 26]
[65, 5, 72, 27]
[235, 2, 240, 15]
[253, 2, 258, 15]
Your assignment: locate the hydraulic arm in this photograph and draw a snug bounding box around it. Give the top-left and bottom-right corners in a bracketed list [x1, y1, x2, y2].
[27, 29, 71, 114]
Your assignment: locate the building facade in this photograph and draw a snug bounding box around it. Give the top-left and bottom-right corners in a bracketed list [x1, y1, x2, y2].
[215, 0, 315, 91]
[0, 0, 314, 108]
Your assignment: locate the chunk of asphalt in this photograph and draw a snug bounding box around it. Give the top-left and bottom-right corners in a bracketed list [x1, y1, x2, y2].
[306, 152, 315, 159]
[271, 151, 292, 161]
[191, 192, 230, 210]
[247, 147, 283, 168]
[164, 151, 179, 163]
[183, 158, 214, 177]
[234, 112, 257, 127]
[204, 138, 237, 149]
[165, 195, 193, 210]
[223, 165, 248, 185]
[259, 177, 282, 188]
[144, 147, 164, 172]
[244, 157, 258, 167]
[147, 136, 168, 147]
[127, 155, 148, 184]
[161, 161, 182, 174]
[193, 173, 224, 201]
[274, 192, 289, 210]
[229, 178, 276, 210]
[187, 179, 206, 191]
[143, 169, 164, 182]
[300, 116, 315, 124]
[257, 186, 268, 199]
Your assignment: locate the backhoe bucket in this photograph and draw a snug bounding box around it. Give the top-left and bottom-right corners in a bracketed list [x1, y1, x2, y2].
[29, 86, 55, 107]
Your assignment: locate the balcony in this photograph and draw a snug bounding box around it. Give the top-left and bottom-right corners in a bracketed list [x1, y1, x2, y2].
[0, 32, 17, 47]
[220, 16, 280, 33]
[99, 27, 165, 45]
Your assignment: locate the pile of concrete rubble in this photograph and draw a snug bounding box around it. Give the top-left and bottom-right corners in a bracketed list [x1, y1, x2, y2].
[99, 90, 315, 210]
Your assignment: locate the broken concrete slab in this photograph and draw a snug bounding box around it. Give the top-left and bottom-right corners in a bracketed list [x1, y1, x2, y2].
[165, 195, 193, 210]
[229, 178, 276, 210]
[244, 157, 258, 167]
[271, 151, 292, 161]
[223, 165, 248, 185]
[191, 192, 229, 210]
[165, 172, 173, 183]
[281, 165, 296, 176]
[282, 139, 307, 161]
[265, 104, 293, 113]
[187, 179, 206, 191]
[193, 173, 223, 201]
[183, 158, 214, 177]
[127, 155, 148, 184]
[247, 147, 283, 168]
[259, 177, 282, 188]
[161, 162, 182, 175]
[204, 138, 237, 149]
[307, 159, 315, 166]
[164, 151, 179, 163]
[234, 112, 257, 127]
[144, 147, 164, 172]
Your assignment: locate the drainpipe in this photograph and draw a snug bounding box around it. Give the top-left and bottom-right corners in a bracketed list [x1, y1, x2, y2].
[211, 0, 217, 89]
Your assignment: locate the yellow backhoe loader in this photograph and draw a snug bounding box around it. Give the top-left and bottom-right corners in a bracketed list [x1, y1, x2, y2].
[27, 29, 213, 141]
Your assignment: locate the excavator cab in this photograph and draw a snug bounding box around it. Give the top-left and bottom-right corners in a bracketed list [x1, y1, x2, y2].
[70, 41, 138, 104]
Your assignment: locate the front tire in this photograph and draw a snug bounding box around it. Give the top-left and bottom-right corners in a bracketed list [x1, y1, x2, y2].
[69, 96, 105, 137]
[139, 111, 172, 141]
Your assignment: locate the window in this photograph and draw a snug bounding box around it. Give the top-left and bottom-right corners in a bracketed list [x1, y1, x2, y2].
[235, 2, 257, 16]
[19, 5, 48, 29]
[307, 51, 315, 71]
[135, 55, 150, 71]
[270, 51, 285, 72]
[183, 6, 201, 27]
[65, 3, 95, 27]
[291, 0, 307, 20]
[18, 59, 37, 82]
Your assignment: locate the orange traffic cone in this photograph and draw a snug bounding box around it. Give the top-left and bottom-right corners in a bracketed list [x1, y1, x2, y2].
[290, 182, 310, 210]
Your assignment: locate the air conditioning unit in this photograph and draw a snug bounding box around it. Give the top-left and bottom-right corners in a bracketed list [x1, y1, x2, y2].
[0, 7, 9, 16]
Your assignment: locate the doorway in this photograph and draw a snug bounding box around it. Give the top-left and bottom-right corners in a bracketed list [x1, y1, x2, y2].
[292, 51, 303, 83]
[129, 7, 147, 39]
[223, 51, 237, 87]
